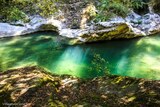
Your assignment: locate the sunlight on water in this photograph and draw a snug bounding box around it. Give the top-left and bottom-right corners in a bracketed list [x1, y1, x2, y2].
[51, 47, 88, 76]
[0, 32, 160, 80]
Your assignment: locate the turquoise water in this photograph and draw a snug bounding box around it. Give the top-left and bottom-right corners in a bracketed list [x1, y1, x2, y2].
[0, 32, 160, 80]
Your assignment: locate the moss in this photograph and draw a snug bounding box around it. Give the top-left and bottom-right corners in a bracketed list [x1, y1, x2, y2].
[107, 24, 129, 36]
[68, 39, 82, 45]
[112, 76, 125, 84]
[39, 24, 58, 31]
[0, 66, 160, 106]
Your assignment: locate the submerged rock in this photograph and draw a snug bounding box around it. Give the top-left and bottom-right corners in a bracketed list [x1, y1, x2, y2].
[0, 66, 160, 106]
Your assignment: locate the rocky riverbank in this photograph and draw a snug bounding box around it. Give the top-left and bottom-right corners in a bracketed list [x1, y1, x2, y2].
[0, 0, 160, 45]
[0, 66, 160, 107]
[0, 11, 160, 45]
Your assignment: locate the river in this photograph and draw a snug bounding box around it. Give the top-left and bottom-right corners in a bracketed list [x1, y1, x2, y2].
[0, 32, 160, 80]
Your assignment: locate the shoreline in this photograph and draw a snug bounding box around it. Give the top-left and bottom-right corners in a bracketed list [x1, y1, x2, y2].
[0, 12, 160, 45]
[0, 66, 160, 106]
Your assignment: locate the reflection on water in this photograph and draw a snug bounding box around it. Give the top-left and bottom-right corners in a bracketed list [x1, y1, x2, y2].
[0, 32, 160, 80]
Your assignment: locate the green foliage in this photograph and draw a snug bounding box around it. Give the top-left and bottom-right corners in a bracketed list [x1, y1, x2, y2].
[0, 5, 28, 22]
[0, 0, 145, 22]
[93, 12, 115, 22]
[89, 54, 109, 75]
[0, 0, 58, 22]
[6, 7, 28, 22]
[93, 0, 145, 22]
[131, 0, 145, 9]
[35, 0, 58, 17]
[109, 2, 128, 16]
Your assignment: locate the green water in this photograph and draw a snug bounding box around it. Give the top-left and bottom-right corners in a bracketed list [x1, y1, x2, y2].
[0, 32, 160, 80]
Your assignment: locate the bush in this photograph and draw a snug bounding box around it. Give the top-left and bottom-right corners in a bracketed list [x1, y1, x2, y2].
[35, 0, 58, 17]
[109, 2, 129, 17]
[0, 0, 58, 22]
[131, 0, 145, 9]
[93, 0, 145, 22]
[6, 7, 28, 22]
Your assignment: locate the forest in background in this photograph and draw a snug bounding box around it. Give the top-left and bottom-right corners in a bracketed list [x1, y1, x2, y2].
[0, 0, 146, 22]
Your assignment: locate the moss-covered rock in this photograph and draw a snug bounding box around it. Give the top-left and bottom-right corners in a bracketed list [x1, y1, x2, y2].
[0, 66, 160, 106]
[0, 66, 60, 107]
[39, 24, 58, 31]
[79, 22, 132, 42]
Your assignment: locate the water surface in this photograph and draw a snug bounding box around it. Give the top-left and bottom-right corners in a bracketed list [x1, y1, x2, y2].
[0, 32, 160, 80]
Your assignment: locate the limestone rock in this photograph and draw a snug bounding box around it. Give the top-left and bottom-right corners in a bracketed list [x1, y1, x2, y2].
[0, 15, 63, 38]
[0, 11, 160, 44]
